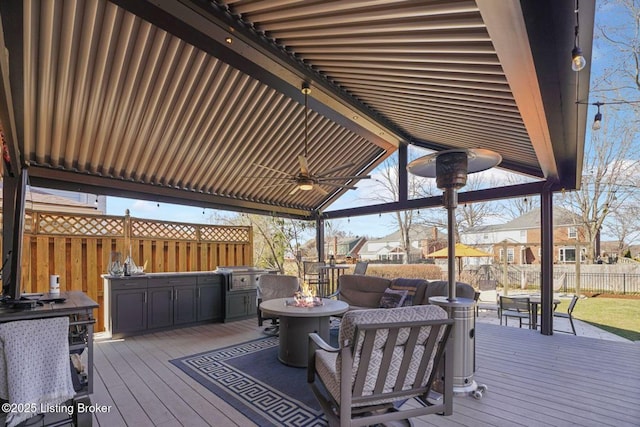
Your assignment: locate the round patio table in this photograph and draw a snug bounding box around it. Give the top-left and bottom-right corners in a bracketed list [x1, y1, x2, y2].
[527, 295, 561, 329]
[259, 297, 348, 367]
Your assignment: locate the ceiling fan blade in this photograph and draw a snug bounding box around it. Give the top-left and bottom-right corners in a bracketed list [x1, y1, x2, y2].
[317, 175, 371, 181]
[254, 163, 292, 177]
[321, 182, 358, 190]
[289, 186, 300, 195]
[316, 163, 355, 177]
[262, 182, 295, 189]
[243, 175, 292, 180]
[313, 185, 329, 195]
[298, 155, 310, 175]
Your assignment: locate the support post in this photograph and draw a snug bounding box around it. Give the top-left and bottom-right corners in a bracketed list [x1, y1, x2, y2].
[540, 184, 554, 335]
[315, 216, 325, 262]
[2, 170, 18, 283]
[398, 144, 408, 203]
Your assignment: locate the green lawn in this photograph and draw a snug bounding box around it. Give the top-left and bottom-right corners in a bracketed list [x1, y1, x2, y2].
[559, 296, 640, 341]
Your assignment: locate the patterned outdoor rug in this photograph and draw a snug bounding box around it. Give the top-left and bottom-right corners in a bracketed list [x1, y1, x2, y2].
[170, 336, 327, 427]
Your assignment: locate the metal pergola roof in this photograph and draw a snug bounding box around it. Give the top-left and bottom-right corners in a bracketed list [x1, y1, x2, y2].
[0, 0, 594, 220]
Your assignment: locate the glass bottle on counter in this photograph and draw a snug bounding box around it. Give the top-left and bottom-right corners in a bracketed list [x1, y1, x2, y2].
[108, 251, 124, 276]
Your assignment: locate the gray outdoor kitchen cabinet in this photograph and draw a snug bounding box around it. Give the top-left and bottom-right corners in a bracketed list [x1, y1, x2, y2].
[197, 274, 223, 322]
[225, 289, 257, 321]
[104, 272, 223, 337]
[110, 277, 148, 335]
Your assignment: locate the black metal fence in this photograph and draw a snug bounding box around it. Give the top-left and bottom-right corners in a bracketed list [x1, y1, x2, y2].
[480, 270, 640, 295]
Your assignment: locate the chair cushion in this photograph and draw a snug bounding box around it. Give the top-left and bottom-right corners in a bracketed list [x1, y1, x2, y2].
[316, 305, 448, 407]
[338, 275, 392, 308]
[257, 274, 299, 300]
[389, 278, 428, 306]
[378, 288, 408, 308]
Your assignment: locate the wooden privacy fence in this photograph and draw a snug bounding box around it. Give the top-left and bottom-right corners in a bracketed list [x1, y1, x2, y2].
[5, 210, 253, 332]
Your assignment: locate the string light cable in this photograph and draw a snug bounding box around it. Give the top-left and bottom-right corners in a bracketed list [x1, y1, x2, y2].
[576, 100, 640, 130]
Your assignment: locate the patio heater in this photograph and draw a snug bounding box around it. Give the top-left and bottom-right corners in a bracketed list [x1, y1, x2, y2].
[408, 148, 501, 399]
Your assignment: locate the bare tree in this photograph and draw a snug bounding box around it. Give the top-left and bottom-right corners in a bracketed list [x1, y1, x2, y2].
[361, 155, 432, 263]
[561, 0, 640, 261]
[596, 0, 640, 95]
[495, 175, 540, 220]
[604, 204, 640, 256]
[210, 211, 313, 274]
[564, 123, 639, 262]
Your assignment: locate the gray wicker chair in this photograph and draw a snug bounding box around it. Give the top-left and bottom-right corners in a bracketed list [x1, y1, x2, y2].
[257, 274, 299, 335]
[307, 305, 454, 427]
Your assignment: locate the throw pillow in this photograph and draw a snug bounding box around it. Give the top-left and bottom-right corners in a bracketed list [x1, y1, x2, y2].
[379, 288, 408, 308]
[390, 278, 425, 306]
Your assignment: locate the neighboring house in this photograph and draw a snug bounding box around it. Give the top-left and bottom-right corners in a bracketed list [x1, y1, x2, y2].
[461, 207, 591, 265]
[598, 241, 640, 262]
[359, 225, 446, 263]
[324, 236, 367, 261]
[0, 183, 105, 215]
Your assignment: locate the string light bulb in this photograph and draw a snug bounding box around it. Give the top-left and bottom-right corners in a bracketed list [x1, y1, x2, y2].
[592, 102, 603, 130]
[571, 0, 586, 72]
[571, 44, 586, 72]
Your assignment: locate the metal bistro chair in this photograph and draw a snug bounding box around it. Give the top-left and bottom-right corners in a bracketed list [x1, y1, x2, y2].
[257, 274, 299, 335]
[499, 296, 532, 329]
[553, 295, 579, 335]
[352, 261, 368, 275]
[475, 279, 499, 316]
[303, 261, 328, 296]
[308, 305, 454, 427]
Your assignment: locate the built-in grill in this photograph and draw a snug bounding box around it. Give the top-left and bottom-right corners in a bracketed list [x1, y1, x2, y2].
[215, 266, 274, 322]
[216, 266, 272, 291]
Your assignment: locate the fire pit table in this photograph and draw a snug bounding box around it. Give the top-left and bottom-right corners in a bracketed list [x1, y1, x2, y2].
[259, 298, 348, 367]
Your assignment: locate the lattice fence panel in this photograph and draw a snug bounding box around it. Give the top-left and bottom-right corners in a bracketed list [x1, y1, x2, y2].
[200, 225, 251, 243]
[131, 219, 197, 240]
[36, 213, 124, 236]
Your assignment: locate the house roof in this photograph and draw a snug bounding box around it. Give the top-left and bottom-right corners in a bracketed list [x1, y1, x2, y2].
[0, 1, 595, 220]
[468, 207, 583, 233]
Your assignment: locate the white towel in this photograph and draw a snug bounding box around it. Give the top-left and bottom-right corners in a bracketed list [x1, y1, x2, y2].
[0, 317, 75, 427]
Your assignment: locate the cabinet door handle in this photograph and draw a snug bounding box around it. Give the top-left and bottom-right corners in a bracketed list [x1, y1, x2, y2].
[174, 289, 177, 302]
[197, 288, 201, 299]
[144, 291, 147, 304]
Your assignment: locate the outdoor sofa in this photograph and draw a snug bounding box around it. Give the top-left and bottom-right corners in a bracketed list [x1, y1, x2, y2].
[333, 274, 476, 311]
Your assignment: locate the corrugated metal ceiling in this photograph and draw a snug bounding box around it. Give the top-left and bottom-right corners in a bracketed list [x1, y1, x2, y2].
[0, 0, 593, 218]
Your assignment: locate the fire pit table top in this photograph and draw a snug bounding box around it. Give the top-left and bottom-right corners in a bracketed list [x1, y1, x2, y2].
[260, 298, 348, 318]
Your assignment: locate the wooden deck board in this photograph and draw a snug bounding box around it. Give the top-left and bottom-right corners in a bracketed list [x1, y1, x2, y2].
[123, 324, 257, 426]
[91, 319, 640, 426]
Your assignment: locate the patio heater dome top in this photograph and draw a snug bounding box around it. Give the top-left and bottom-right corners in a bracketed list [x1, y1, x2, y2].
[407, 148, 502, 186]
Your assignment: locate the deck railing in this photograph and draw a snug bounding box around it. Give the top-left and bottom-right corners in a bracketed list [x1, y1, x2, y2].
[466, 265, 640, 295]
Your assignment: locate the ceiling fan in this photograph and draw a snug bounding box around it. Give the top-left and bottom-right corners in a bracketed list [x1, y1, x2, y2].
[248, 83, 371, 195]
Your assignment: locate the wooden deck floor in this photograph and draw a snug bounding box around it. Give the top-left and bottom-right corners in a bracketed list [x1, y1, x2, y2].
[91, 319, 640, 427]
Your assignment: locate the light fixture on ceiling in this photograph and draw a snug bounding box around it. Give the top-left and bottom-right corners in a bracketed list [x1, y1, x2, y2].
[298, 84, 313, 191]
[592, 102, 603, 130]
[571, 0, 586, 72]
[246, 82, 371, 194]
[298, 177, 314, 191]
